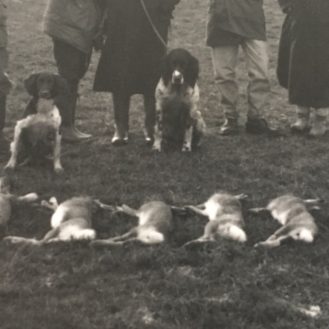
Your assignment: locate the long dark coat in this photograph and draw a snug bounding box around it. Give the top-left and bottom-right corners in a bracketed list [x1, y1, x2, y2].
[277, 0, 329, 108]
[94, 0, 179, 95]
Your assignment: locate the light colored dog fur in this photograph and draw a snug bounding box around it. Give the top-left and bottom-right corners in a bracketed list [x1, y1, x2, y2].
[184, 192, 248, 246]
[5, 98, 63, 173]
[251, 195, 320, 248]
[91, 201, 173, 246]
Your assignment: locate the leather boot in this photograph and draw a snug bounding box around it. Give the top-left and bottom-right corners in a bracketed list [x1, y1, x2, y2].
[219, 117, 238, 135]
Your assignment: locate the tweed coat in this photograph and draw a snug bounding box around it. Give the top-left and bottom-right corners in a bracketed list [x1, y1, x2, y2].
[93, 0, 179, 95]
[277, 0, 329, 108]
[206, 0, 266, 47]
[43, 0, 102, 54]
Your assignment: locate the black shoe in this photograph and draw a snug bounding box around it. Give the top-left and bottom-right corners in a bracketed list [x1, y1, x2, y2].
[246, 118, 281, 136]
[219, 118, 238, 135]
[111, 131, 128, 146]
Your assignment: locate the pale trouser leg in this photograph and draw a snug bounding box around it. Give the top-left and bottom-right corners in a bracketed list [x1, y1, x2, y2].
[241, 39, 270, 119]
[211, 46, 239, 120]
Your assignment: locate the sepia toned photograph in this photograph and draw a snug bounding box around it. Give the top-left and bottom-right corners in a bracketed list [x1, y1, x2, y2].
[0, 0, 328, 328]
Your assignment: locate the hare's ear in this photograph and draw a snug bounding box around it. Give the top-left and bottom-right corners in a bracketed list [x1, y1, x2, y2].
[24, 73, 39, 96]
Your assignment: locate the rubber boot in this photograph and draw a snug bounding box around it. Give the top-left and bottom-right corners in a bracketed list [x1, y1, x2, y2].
[61, 84, 91, 143]
[69, 87, 92, 139]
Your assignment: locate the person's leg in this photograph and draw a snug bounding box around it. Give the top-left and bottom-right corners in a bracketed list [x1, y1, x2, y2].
[291, 106, 310, 133]
[242, 39, 275, 134]
[0, 93, 5, 132]
[309, 108, 328, 137]
[53, 39, 91, 141]
[211, 46, 239, 135]
[0, 47, 11, 147]
[143, 92, 156, 145]
[111, 92, 130, 145]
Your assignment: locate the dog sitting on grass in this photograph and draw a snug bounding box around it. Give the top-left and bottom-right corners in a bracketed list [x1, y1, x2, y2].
[0, 176, 38, 237]
[153, 48, 206, 152]
[183, 192, 248, 246]
[251, 194, 320, 248]
[5, 72, 68, 173]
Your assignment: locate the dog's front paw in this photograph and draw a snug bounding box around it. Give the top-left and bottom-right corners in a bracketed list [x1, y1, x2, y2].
[4, 161, 16, 171]
[152, 142, 162, 152]
[54, 165, 64, 175]
[182, 144, 192, 152]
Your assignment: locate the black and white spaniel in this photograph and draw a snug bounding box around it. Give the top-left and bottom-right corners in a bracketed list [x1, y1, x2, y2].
[153, 48, 206, 152]
[5, 73, 69, 173]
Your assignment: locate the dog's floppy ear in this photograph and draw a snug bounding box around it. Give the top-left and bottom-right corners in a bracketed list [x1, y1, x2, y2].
[53, 75, 70, 97]
[186, 54, 199, 88]
[24, 73, 40, 96]
[160, 53, 172, 86]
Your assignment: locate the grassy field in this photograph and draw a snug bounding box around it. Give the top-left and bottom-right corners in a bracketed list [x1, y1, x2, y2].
[1, 0, 329, 328]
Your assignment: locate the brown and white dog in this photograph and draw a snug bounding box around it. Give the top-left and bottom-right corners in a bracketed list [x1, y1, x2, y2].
[91, 201, 173, 246]
[0, 176, 38, 237]
[153, 48, 206, 152]
[184, 192, 248, 246]
[251, 195, 320, 248]
[4, 196, 114, 244]
[5, 73, 68, 173]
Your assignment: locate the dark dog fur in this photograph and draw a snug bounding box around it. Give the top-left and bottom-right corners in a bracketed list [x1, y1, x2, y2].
[153, 48, 206, 152]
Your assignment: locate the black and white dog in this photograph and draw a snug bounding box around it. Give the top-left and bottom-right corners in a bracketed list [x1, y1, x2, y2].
[5, 73, 69, 173]
[153, 48, 206, 152]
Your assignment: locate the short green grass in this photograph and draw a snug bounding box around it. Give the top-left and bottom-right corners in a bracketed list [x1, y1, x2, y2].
[0, 0, 329, 328]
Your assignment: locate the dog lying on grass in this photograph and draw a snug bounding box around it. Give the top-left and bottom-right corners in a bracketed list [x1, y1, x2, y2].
[5, 72, 68, 173]
[4, 196, 115, 245]
[0, 176, 38, 237]
[91, 201, 173, 246]
[153, 48, 206, 152]
[251, 195, 320, 248]
[183, 192, 248, 246]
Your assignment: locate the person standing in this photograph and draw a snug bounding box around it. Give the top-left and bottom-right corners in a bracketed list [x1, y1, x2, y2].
[94, 0, 180, 145]
[277, 0, 329, 137]
[43, 0, 105, 142]
[207, 0, 276, 135]
[0, 0, 12, 147]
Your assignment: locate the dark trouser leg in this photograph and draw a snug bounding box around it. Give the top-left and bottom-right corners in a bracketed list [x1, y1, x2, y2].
[143, 92, 156, 144]
[53, 39, 90, 131]
[23, 98, 37, 118]
[111, 92, 130, 145]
